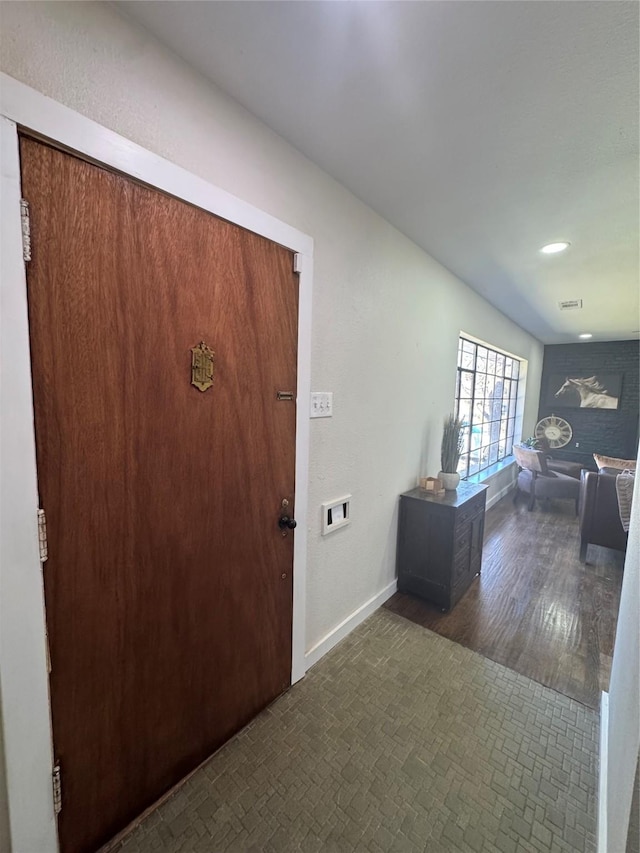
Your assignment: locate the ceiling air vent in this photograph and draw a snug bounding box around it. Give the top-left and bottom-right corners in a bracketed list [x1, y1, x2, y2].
[558, 299, 583, 310]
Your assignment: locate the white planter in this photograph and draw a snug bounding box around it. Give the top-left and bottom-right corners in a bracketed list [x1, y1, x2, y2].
[438, 471, 460, 491]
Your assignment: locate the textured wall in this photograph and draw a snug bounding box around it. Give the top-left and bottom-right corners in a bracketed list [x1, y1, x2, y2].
[604, 458, 640, 853]
[0, 1, 544, 653]
[0, 3, 572, 849]
[538, 340, 640, 465]
[0, 698, 9, 853]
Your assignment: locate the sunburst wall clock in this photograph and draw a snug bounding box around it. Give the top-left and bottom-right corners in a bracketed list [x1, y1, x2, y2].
[534, 415, 573, 449]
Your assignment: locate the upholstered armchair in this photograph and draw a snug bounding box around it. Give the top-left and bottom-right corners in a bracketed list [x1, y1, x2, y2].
[535, 438, 583, 479]
[512, 445, 581, 512]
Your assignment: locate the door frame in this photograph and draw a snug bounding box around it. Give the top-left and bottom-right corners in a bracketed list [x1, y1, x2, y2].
[0, 72, 312, 853]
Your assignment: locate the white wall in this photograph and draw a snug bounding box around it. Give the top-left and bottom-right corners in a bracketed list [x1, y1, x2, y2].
[601, 462, 640, 853]
[0, 5, 544, 847]
[0, 698, 10, 853]
[0, 0, 543, 651]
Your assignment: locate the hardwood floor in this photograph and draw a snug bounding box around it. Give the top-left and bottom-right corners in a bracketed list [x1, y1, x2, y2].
[385, 492, 625, 709]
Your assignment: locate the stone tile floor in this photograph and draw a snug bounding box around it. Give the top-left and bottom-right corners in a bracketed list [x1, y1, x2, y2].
[113, 610, 598, 852]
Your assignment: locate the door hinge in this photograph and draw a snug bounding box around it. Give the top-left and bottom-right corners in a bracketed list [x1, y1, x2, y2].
[52, 763, 62, 815]
[37, 508, 48, 563]
[293, 253, 303, 274]
[20, 199, 32, 262]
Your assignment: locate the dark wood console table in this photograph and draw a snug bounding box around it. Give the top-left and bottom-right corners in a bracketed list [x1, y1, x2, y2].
[396, 483, 488, 611]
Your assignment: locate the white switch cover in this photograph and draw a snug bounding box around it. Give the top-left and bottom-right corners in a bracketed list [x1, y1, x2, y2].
[322, 495, 351, 535]
[310, 392, 333, 418]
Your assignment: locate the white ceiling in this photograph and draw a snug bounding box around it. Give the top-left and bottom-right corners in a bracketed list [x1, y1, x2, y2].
[119, 0, 639, 344]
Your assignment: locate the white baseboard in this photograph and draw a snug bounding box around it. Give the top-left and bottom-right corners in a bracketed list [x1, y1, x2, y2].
[598, 690, 609, 853]
[304, 579, 398, 670]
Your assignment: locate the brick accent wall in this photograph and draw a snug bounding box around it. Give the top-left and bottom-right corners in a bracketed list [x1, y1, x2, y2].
[538, 340, 640, 468]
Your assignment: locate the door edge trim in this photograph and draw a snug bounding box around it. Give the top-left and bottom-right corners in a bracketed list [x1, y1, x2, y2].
[0, 72, 313, 853]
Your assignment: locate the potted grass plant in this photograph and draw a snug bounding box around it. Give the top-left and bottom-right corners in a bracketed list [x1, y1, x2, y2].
[521, 436, 539, 449]
[438, 413, 465, 490]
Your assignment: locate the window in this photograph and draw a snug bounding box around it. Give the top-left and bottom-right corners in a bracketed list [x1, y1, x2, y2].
[455, 336, 520, 479]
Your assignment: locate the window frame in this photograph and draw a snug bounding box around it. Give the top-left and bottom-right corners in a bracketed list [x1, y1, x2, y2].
[455, 336, 521, 480]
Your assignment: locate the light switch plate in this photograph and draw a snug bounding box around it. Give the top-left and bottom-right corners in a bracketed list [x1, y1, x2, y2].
[310, 392, 333, 418]
[322, 495, 351, 535]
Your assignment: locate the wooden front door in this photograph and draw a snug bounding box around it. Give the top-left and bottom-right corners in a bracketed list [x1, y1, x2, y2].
[19, 135, 298, 853]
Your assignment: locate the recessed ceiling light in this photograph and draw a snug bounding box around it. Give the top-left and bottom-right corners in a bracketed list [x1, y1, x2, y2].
[540, 242, 570, 254]
[578, 333, 592, 339]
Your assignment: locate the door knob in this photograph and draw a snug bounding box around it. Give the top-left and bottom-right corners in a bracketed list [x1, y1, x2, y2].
[278, 515, 297, 530]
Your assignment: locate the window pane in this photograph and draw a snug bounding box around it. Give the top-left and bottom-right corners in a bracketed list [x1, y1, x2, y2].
[460, 370, 474, 397]
[493, 403, 504, 424]
[480, 445, 491, 469]
[458, 398, 472, 425]
[488, 390, 502, 421]
[474, 373, 487, 397]
[473, 400, 486, 424]
[459, 426, 470, 454]
[454, 337, 520, 480]
[489, 420, 501, 445]
[460, 340, 476, 369]
[501, 393, 510, 419]
[470, 425, 482, 450]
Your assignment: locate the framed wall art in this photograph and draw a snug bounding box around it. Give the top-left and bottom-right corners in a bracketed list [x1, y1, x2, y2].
[546, 373, 622, 410]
